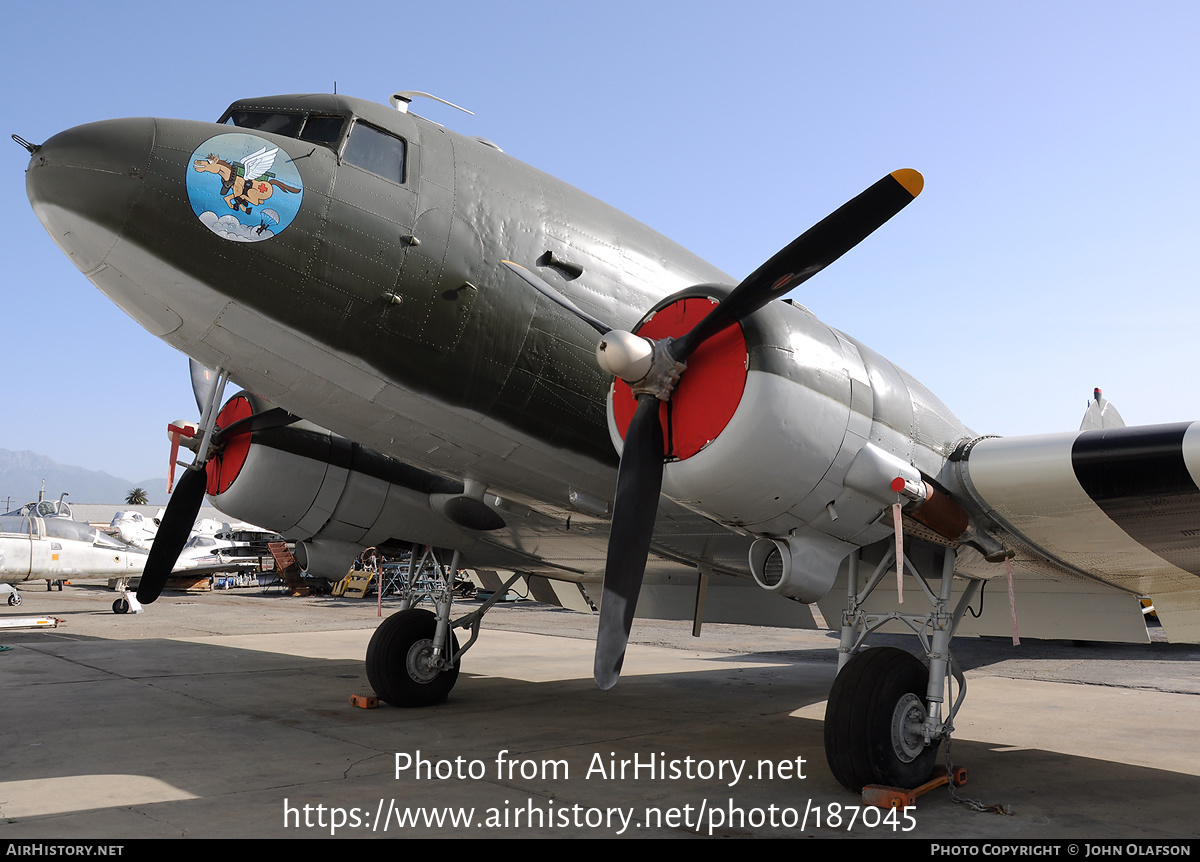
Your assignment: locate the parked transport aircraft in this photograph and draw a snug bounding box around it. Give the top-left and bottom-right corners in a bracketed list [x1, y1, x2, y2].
[21, 90, 1199, 792]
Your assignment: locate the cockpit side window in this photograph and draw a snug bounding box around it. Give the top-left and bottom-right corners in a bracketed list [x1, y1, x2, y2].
[341, 121, 406, 184]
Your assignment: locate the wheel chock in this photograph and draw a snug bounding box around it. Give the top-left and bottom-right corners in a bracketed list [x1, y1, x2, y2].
[350, 694, 379, 709]
[862, 766, 967, 808]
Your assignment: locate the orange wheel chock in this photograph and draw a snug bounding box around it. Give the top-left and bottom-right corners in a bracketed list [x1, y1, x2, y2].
[862, 766, 967, 808]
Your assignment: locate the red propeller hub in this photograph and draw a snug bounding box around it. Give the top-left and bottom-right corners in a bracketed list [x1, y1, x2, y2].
[611, 296, 747, 460]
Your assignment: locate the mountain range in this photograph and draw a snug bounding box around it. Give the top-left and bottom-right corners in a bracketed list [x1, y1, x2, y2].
[0, 449, 169, 509]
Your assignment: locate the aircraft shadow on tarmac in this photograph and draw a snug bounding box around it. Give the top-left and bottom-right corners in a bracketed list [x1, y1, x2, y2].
[2, 627, 1198, 839]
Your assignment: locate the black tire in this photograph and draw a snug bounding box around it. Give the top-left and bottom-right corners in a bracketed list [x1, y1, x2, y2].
[366, 608, 460, 707]
[824, 646, 940, 792]
[8, 592, 20, 607]
[112, 597, 130, 614]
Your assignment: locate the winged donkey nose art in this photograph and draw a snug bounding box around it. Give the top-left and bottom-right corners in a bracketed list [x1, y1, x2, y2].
[186, 132, 304, 242]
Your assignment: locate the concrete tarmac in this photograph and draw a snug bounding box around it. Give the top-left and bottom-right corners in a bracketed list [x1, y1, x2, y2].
[1, 584, 1198, 840]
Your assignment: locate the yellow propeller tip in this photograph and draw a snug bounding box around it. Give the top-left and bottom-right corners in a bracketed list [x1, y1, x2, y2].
[890, 169, 924, 198]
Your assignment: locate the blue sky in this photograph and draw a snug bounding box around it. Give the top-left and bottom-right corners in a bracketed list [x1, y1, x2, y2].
[2, 2, 1199, 485]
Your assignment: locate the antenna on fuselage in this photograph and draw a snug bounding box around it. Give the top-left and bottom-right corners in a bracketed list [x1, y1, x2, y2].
[389, 90, 474, 116]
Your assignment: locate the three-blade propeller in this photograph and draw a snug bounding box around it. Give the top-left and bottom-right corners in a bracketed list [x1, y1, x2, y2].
[507, 170, 924, 688]
[137, 392, 298, 604]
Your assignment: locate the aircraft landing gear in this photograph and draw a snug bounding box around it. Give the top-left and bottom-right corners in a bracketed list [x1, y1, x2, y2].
[824, 646, 940, 790]
[111, 590, 142, 615]
[365, 546, 523, 708]
[366, 608, 460, 706]
[825, 542, 982, 793]
[8, 591, 21, 607]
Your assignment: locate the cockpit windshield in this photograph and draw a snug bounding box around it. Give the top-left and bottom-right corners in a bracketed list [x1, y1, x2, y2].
[300, 115, 345, 145]
[9, 499, 73, 519]
[220, 105, 406, 184]
[222, 110, 347, 148]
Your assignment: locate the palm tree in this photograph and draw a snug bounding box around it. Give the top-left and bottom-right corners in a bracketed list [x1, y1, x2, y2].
[125, 487, 149, 505]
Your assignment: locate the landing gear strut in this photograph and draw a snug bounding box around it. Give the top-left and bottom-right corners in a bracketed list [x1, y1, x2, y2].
[365, 546, 523, 707]
[111, 582, 142, 615]
[825, 543, 982, 792]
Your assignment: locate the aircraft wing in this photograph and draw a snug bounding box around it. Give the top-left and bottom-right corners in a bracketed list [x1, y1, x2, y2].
[818, 421, 1200, 645]
[953, 422, 1200, 643]
[171, 558, 272, 578]
[474, 493, 821, 629]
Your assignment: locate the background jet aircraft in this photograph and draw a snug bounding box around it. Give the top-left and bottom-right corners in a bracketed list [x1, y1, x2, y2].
[1, 496, 257, 612]
[109, 508, 162, 548]
[0, 503, 147, 605]
[21, 89, 1200, 795]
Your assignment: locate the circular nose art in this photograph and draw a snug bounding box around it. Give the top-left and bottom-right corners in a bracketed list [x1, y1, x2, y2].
[185, 132, 303, 242]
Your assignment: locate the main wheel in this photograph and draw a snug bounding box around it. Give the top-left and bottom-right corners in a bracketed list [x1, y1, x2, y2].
[8, 592, 20, 607]
[824, 646, 940, 792]
[112, 597, 130, 614]
[366, 608, 461, 707]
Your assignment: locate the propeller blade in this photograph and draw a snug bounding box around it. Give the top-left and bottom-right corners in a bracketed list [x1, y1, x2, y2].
[501, 260, 612, 335]
[594, 394, 665, 689]
[137, 465, 207, 603]
[590, 171, 922, 687]
[673, 169, 923, 361]
[210, 406, 299, 442]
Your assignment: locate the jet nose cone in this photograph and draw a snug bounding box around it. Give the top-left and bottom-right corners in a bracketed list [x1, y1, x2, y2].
[26, 117, 155, 273]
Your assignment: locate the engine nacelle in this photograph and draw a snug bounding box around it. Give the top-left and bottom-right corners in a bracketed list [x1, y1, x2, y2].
[607, 288, 884, 540]
[605, 287, 972, 602]
[202, 392, 466, 579]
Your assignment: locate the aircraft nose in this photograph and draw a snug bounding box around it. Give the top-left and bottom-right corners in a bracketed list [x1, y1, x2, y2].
[25, 117, 155, 273]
